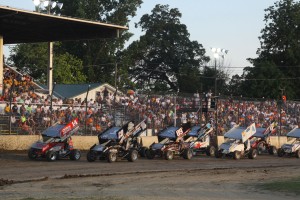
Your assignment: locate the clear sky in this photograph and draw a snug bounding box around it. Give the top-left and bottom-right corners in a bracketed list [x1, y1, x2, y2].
[0, 0, 279, 75]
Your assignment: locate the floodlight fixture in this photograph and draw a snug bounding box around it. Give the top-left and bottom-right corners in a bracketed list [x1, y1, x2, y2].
[33, 0, 40, 6]
[43, 0, 49, 7]
[50, 1, 57, 9]
[57, 3, 63, 10]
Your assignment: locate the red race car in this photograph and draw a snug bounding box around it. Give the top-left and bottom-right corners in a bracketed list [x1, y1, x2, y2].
[28, 118, 81, 161]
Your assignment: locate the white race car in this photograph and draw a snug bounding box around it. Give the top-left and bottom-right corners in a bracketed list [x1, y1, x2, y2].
[215, 123, 257, 160]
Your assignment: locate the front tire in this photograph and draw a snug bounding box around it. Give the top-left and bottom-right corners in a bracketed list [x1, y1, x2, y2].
[206, 146, 216, 156]
[182, 149, 193, 160]
[145, 149, 155, 159]
[107, 151, 117, 163]
[268, 146, 277, 155]
[215, 150, 223, 158]
[127, 149, 138, 162]
[164, 150, 174, 160]
[70, 149, 81, 160]
[87, 150, 96, 162]
[28, 148, 38, 160]
[248, 148, 258, 159]
[277, 148, 284, 157]
[46, 151, 57, 162]
[233, 151, 241, 160]
[296, 150, 300, 158]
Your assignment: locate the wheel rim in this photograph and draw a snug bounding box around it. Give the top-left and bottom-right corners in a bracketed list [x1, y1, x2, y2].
[132, 151, 138, 161]
[167, 151, 173, 160]
[50, 153, 56, 160]
[75, 151, 80, 160]
[110, 153, 117, 162]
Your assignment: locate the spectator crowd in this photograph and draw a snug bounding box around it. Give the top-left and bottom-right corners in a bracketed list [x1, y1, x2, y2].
[1, 67, 300, 136]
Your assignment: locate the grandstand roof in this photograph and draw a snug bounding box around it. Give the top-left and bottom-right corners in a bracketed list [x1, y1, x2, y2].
[0, 5, 128, 44]
[40, 83, 101, 99]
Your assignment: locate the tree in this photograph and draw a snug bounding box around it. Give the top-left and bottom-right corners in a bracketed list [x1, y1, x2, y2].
[8, 43, 86, 84]
[122, 4, 209, 92]
[248, 0, 300, 99]
[8, 0, 143, 85]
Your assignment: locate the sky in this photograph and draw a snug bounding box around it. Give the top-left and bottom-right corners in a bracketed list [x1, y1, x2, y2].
[0, 0, 279, 75]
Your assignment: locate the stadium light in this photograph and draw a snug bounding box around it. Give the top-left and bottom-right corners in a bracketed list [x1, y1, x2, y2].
[211, 47, 229, 95]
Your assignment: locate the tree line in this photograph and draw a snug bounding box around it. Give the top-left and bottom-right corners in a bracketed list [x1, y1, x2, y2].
[7, 0, 300, 100]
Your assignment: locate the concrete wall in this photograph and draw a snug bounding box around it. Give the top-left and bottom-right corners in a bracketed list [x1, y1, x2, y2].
[0, 135, 295, 151]
[0, 135, 98, 151]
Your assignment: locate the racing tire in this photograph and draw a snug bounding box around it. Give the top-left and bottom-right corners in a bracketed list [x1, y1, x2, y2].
[233, 151, 241, 160]
[164, 150, 174, 160]
[87, 150, 96, 162]
[70, 149, 81, 161]
[277, 148, 284, 157]
[206, 146, 216, 157]
[139, 147, 147, 157]
[107, 151, 117, 163]
[215, 150, 223, 158]
[28, 148, 38, 160]
[46, 151, 57, 162]
[127, 149, 138, 162]
[145, 149, 155, 159]
[257, 142, 264, 155]
[296, 150, 300, 158]
[268, 146, 277, 155]
[248, 148, 258, 159]
[182, 149, 193, 160]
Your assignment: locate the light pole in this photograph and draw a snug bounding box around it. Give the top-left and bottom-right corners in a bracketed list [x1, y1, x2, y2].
[211, 48, 229, 96]
[32, 0, 63, 95]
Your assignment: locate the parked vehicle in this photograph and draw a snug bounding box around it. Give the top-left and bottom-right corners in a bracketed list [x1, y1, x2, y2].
[87, 120, 147, 163]
[189, 123, 215, 156]
[251, 122, 277, 155]
[215, 123, 258, 160]
[145, 122, 193, 160]
[277, 127, 300, 158]
[28, 118, 81, 162]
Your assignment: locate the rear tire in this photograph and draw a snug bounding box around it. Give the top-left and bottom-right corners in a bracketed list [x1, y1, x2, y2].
[164, 150, 174, 160]
[248, 148, 258, 159]
[70, 149, 81, 161]
[107, 151, 117, 163]
[28, 148, 38, 160]
[127, 149, 138, 162]
[268, 146, 277, 155]
[277, 148, 284, 157]
[87, 150, 96, 162]
[182, 149, 193, 160]
[233, 151, 241, 160]
[145, 149, 155, 159]
[139, 147, 147, 157]
[206, 146, 216, 157]
[46, 151, 57, 162]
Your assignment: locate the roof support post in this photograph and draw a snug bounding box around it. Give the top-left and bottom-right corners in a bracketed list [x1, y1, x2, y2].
[47, 41, 53, 95]
[0, 35, 3, 95]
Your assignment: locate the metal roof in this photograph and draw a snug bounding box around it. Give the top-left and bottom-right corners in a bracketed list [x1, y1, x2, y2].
[0, 5, 128, 44]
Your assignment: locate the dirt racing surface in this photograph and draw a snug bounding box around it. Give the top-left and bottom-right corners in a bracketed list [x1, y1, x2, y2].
[0, 151, 300, 200]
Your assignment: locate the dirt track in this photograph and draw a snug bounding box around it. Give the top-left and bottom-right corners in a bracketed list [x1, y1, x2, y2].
[0, 151, 300, 200]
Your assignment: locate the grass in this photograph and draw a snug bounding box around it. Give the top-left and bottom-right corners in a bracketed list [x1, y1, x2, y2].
[259, 177, 300, 195]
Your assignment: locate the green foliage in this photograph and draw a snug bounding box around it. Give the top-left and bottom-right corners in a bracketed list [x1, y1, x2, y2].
[8, 0, 143, 86]
[123, 4, 209, 92]
[246, 0, 300, 99]
[58, 0, 143, 84]
[8, 43, 86, 84]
